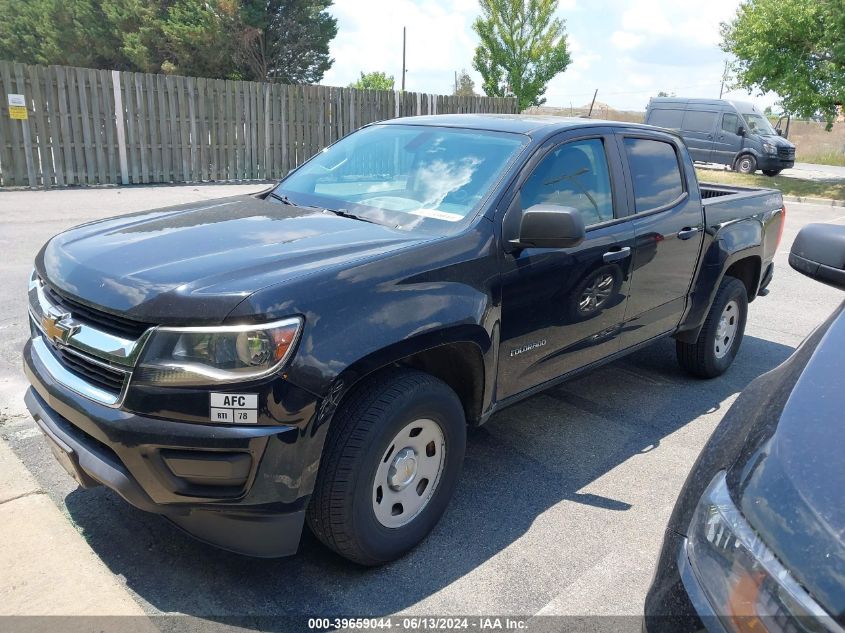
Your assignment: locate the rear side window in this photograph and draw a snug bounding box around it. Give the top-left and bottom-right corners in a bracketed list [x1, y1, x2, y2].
[648, 108, 684, 129]
[721, 113, 739, 134]
[682, 110, 718, 133]
[623, 138, 684, 213]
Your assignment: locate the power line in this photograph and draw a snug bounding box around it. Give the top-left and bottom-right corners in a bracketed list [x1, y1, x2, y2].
[550, 82, 723, 99]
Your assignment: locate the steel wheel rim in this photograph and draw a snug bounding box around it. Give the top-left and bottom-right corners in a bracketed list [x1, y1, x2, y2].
[372, 418, 446, 528]
[579, 273, 614, 313]
[714, 300, 740, 359]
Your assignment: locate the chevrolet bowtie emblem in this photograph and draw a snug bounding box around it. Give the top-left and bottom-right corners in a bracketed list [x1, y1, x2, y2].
[41, 307, 80, 345]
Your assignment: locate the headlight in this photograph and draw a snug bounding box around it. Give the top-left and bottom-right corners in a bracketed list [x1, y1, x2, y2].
[687, 472, 839, 633]
[133, 317, 302, 386]
[763, 143, 777, 154]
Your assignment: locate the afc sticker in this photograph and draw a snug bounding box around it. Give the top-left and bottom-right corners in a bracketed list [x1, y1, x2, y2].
[210, 393, 258, 424]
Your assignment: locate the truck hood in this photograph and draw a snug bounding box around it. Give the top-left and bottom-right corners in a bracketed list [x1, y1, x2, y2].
[36, 194, 424, 324]
[766, 134, 796, 149]
[733, 303, 845, 622]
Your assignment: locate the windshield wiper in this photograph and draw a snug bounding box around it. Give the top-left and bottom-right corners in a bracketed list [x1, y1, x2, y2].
[269, 192, 379, 225]
[321, 208, 378, 224]
[268, 192, 321, 210]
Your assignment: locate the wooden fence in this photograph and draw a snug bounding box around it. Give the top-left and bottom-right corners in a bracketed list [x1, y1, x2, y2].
[0, 60, 517, 188]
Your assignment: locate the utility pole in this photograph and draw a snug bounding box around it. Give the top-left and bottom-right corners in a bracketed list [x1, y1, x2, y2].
[454, 71, 458, 95]
[401, 27, 407, 91]
[719, 60, 729, 99]
[587, 89, 598, 117]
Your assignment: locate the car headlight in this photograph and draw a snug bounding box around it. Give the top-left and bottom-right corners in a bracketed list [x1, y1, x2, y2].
[687, 472, 839, 633]
[133, 317, 302, 386]
[763, 143, 777, 154]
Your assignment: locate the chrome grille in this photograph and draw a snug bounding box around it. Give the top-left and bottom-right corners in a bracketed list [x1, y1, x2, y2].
[28, 274, 152, 407]
[42, 284, 151, 339]
[51, 346, 127, 395]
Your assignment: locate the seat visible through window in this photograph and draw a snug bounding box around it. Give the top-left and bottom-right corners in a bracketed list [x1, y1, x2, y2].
[520, 138, 614, 226]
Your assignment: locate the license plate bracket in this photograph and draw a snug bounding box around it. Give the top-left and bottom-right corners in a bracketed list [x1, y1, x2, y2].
[43, 433, 96, 488]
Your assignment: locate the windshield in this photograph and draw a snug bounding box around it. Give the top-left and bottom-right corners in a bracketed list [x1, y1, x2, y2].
[741, 113, 777, 136]
[274, 124, 527, 233]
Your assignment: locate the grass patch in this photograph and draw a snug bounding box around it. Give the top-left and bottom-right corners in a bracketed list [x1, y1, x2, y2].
[695, 168, 845, 200]
[797, 151, 845, 167]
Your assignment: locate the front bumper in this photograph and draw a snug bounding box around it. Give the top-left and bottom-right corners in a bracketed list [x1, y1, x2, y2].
[757, 154, 794, 171]
[23, 337, 325, 558]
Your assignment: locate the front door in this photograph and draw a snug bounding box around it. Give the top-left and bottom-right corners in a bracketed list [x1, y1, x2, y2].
[497, 134, 635, 400]
[712, 112, 744, 167]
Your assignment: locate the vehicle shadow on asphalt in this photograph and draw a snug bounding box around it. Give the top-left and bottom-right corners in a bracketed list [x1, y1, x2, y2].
[64, 334, 794, 625]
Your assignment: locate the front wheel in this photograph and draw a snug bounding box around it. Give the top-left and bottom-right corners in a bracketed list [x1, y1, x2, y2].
[734, 154, 757, 174]
[762, 169, 782, 177]
[676, 277, 748, 378]
[306, 369, 466, 565]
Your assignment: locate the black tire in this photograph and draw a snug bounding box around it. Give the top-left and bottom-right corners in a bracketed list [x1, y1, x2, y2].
[676, 277, 748, 378]
[734, 154, 757, 174]
[762, 169, 782, 177]
[306, 368, 466, 566]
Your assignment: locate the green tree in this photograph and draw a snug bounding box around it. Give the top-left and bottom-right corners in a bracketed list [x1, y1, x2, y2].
[349, 71, 395, 90]
[0, 0, 140, 70]
[454, 69, 477, 96]
[0, 0, 337, 83]
[721, 0, 845, 125]
[157, 0, 238, 77]
[472, 0, 571, 111]
[236, 0, 337, 83]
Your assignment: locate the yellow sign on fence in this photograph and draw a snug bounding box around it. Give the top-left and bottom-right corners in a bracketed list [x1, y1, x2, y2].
[8, 93, 27, 120]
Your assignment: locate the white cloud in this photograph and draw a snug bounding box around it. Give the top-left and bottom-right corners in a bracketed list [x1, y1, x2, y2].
[610, 31, 643, 50]
[322, 0, 482, 94]
[320, 0, 776, 112]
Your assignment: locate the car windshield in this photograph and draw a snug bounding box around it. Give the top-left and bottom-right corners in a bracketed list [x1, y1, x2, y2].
[273, 124, 527, 233]
[741, 113, 777, 136]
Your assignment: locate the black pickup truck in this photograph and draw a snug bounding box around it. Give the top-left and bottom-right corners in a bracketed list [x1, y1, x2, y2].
[23, 115, 785, 565]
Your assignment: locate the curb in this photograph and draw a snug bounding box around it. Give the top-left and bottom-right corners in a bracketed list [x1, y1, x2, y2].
[0, 438, 150, 617]
[782, 194, 845, 209]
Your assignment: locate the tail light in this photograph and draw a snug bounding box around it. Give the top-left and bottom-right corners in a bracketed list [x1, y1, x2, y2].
[775, 205, 786, 251]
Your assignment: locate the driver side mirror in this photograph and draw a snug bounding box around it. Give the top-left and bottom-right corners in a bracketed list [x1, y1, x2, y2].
[775, 127, 783, 136]
[737, 125, 746, 136]
[510, 204, 586, 250]
[789, 223, 845, 290]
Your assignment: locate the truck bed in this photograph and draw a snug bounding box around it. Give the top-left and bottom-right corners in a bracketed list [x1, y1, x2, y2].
[699, 182, 783, 227]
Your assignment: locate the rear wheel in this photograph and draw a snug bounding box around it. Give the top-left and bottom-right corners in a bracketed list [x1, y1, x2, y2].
[762, 169, 782, 177]
[734, 154, 757, 174]
[306, 369, 466, 565]
[676, 277, 748, 378]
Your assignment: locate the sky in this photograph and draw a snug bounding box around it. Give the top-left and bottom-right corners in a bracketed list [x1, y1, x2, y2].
[320, 0, 778, 113]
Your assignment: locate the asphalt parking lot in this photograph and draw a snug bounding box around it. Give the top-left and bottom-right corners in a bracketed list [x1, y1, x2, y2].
[0, 185, 843, 625]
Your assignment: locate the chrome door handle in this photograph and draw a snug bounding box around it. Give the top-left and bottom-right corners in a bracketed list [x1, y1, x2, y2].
[603, 247, 631, 263]
[678, 227, 702, 240]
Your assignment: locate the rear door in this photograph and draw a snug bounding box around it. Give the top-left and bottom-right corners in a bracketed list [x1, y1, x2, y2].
[615, 132, 705, 347]
[497, 130, 636, 400]
[680, 110, 719, 162]
[711, 112, 743, 167]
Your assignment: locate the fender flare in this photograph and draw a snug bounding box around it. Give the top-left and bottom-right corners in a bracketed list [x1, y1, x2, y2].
[294, 324, 495, 496]
[676, 220, 763, 343]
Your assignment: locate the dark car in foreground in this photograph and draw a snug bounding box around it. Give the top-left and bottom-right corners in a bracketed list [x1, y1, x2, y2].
[644, 223, 845, 632]
[24, 114, 785, 564]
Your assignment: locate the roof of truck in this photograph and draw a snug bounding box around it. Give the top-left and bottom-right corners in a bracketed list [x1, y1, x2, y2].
[381, 113, 658, 136]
